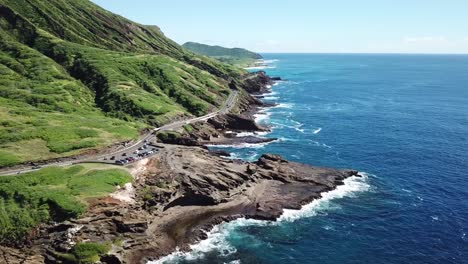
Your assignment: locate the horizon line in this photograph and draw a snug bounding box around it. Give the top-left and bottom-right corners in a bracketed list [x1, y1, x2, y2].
[256, 52, 468, 55]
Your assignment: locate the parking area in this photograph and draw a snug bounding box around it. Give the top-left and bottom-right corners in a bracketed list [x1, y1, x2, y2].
[102, 140, 162, 165]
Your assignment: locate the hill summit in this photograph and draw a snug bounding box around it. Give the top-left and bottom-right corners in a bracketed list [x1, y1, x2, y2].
[183, 41, 263, 67]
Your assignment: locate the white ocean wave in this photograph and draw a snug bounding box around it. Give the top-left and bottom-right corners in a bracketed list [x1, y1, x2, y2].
[308, 140, 332, 149]
[262, 59, 279, 63]
[278, 137, 301, 142]
[275, 103, 294, 109]
[150, 172, 370, 263]
[254, 111, 271, 123]
[206, 139, 278, 149]
[313, 127, 322, 134]
[234, 131, 269, 137]
[148, 224, 237, 264]
[278, 173, 370, 222]
[295, 127, 305, 133]
[244, 66, 276, 70]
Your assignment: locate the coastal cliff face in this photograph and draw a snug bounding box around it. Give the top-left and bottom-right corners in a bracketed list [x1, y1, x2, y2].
[0, 67, 361, 263]
[3, 146, 358, 263]
[156, 72, 278, 147]
[0, 1, 362, 263]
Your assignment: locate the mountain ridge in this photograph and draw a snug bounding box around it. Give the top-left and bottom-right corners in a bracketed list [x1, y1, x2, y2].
[183, 41, 263, 66]
[0, 0, 247, 167]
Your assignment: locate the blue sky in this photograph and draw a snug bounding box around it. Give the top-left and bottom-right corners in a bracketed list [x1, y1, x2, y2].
[91, 0, 468, 54]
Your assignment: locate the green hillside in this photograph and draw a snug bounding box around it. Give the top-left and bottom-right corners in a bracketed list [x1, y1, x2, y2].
[183, 41, 262, 67]
[0, 0, 245, 167]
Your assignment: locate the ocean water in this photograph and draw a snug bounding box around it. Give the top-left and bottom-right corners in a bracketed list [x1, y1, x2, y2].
[153, 54, 468, 264]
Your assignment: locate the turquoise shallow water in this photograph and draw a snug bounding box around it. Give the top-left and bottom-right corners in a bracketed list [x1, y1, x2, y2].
[153, 54, 468, 264]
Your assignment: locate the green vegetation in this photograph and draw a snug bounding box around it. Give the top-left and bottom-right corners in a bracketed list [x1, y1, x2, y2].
[0, 164, 132, 244]
[156, 131, 182, 142]
[183, 124, 194, 133]
[0, 0, 246, 167]
[183, 42, 263, 67]
[55, 242, 111, 264]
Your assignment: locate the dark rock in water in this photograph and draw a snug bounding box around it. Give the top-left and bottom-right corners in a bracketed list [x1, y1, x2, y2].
[242, 71, 274, 94]
[262, 102, 278, 108]
[271, 77, 282, 81]
[208, 149, 231, 157]
[259, 153, 288, 163]
[209, 113, 268, 132]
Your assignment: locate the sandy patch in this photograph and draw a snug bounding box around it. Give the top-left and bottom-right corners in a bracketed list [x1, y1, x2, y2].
[110, 182, 136, 204]
[110, 158, 150, 203]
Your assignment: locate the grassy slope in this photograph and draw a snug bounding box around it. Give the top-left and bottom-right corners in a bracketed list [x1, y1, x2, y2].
[183, 41, 263, 67]
[0, 164, 132, 244]
[0, 0, 245, 167]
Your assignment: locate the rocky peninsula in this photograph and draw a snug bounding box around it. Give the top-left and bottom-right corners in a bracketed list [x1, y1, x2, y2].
[0, 72, 360, 264]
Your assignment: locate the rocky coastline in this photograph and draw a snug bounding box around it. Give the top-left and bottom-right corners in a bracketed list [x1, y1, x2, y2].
[0, 72, 360, 264]
[156, 71, 280, 149]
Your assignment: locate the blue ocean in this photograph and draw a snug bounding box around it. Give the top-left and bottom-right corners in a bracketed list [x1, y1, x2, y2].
[155, 54, 468, 264]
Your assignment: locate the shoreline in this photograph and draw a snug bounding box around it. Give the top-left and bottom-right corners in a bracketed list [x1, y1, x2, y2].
[0, 71, 364, 264]
[140, 73, 363, 262]
[151, 173, 370, 263]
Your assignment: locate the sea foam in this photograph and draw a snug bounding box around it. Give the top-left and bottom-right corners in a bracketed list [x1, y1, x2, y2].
[234, 131, 269, 137]
[149, 173, 370, 263]
[205, 139, 278, 149]
[278, 173, 370, 222]
[313, 127, 322, 134]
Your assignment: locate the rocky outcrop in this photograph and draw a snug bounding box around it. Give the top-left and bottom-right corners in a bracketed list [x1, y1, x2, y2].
[242, 71, 273, 94]
[208, 113, 268, 132]
[13, 146, 359, 263]
[0, 246, 44, 264]
[0, 68, 355, 263]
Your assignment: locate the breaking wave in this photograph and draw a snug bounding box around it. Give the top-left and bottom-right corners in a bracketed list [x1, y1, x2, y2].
[149, 173, 370, 264]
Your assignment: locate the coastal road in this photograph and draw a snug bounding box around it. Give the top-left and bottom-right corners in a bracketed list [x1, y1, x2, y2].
[0, 91, 238, 176]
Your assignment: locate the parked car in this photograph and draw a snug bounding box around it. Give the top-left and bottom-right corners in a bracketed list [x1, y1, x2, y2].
[133, 150, 139, 154]
[122, 153, 127, 156]
[115, 160, 123, 165]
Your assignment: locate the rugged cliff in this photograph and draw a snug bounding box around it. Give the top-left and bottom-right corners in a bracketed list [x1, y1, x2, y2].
[0, 146, 359, 263]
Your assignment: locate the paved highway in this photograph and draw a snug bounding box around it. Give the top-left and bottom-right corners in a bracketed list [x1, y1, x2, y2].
[0, 91, 238, 176]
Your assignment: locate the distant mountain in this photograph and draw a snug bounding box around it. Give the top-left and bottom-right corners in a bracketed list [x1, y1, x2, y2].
[0, 0, 245, 167]
[183, 42, 263, 66]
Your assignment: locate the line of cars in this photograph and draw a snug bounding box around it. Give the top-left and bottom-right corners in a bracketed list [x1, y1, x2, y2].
[114, 143, 159, 165]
